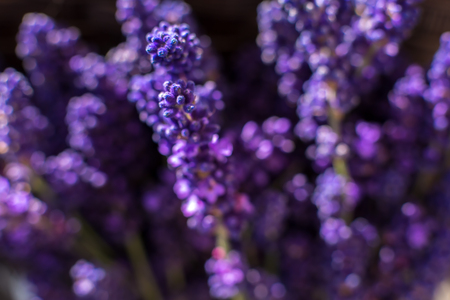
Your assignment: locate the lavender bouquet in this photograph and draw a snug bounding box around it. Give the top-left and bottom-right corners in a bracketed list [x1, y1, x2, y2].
[1, 0, 449, 299]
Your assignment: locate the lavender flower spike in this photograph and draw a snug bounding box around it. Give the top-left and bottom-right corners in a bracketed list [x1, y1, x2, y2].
[146, 21, 202, 73]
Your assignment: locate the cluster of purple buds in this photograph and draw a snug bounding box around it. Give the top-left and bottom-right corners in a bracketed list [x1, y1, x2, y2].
[146, 22, 202, 73]
[116, 0, 195, 53]
[158, 79, 196, 118]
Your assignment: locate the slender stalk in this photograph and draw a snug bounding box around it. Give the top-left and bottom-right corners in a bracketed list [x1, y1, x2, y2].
[328, 108, 350, 179]
[28, 171, 117, 266]
[232, 293, 247, 300]
[125, 232, 163, 300]
[74, 215, 116, 266]
[328, 107, 353, 224]
[412, 130, 450, 198]
[215, 216, 231, 252]
[29, 169, 57, 203]
[165, 258, 186, 293]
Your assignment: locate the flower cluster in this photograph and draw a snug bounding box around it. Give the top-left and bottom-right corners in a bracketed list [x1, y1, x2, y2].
[146, 22, 202, 73]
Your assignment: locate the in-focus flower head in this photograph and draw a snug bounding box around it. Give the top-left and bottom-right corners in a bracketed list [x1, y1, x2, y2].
[146, 21, 202, 73]
[154, 80, 222, 146]
[158, 79, 196, 117]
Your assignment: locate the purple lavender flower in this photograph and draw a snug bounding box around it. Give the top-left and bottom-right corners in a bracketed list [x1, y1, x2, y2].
[352, 0, 423, 45]
[205, 247, 245, 299]
[0, 162, 77, 261]
[129, 69, 251, 234]
[66, 94, 107, 156]
[116, 0, 160, 40]
[34, 150, 106, 188]
[241, 117, 295, 159]
[425, 32, 450, 131]
[69, 51, 156, 185]
[256, 1, 299, 65]
[16, 13, 87, 154]
[312, 168, 360, 223]
[116, 0, 196, 56]
[158, 79, 196, 117]
[237, 116, 296, 185]
[70, 260, 139, 300]
[0, 68, 49, 158]
[146, 22, 202, 73]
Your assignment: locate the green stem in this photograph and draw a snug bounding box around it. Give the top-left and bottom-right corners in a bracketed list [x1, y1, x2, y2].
[29, 170, 57, 204]
[165, 258, 186, 293]
[328, 107, 353, 224]
[215, 216, 231, 252]
[74, 215, 116, 266]
[413, 131, 450, 198]
[232, 293, 247, 300]
[28, 172, 116, 265]
[355, 38, 388, 77]
[125, 233, 163, 300]
[263, 245, 279, 275]
[26, 163, 162, 299]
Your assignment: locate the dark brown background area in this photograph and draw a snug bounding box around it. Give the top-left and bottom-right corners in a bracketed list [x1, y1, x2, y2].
[0, 0, 449, 72]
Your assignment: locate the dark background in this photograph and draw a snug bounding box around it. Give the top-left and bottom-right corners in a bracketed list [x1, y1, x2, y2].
[0, 0, 450, 72]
